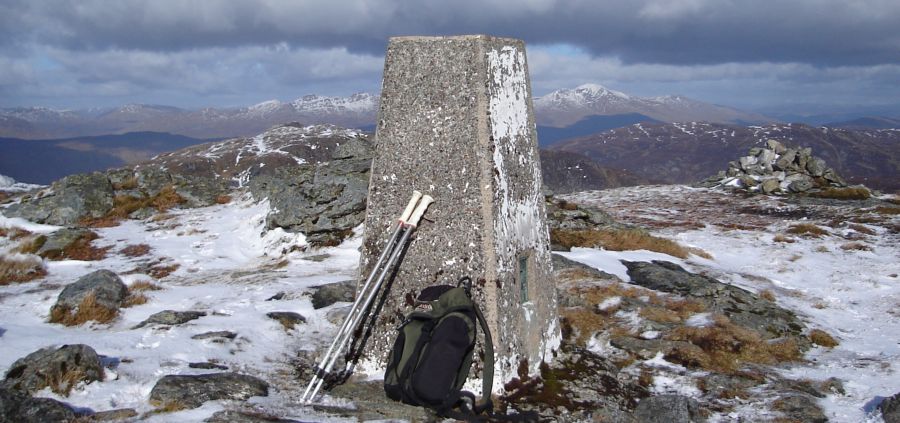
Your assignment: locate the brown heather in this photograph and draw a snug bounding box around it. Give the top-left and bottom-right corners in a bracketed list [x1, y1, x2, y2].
[147, 263, 180, 279]
[122, 293, 149, 308]
[128, 280, 162, 291]
[849, 224, 876, 235]
[875, 206, 900, 215]
[773, 234, 795, 243]
[811, 187, 871, 200]
[786, 223, 828, 238]
[38, 231, 110, 261]
[0, 226, 32, 239]
[840, 242, 872, 251]
[215, 194, 233, 204]
[556, 200, 579, 211]
[12, 234, 47, 254]
[808, 329, 839, 348]
[120, 244, 151, 257]
[665, 314, 803, 374]
[759, 289, 777, 302]
[112, 177, 138, 190]
[83, 185, 186, 228]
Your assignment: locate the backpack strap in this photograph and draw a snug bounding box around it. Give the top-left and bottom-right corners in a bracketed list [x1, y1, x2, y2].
[471, 300, 494, 414]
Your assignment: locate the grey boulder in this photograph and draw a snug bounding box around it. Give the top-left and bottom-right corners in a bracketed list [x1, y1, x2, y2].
[2, 344, 104, 396]
[149, 372, 269, 409]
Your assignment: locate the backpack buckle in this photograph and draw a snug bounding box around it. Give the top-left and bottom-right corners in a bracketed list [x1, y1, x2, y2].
[457, 276, 472, 297]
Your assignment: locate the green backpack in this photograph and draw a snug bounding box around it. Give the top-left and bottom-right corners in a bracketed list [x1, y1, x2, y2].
[383, 277, 495, 416]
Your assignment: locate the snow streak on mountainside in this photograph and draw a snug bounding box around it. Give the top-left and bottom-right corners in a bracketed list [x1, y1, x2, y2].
[533, 84, 772, 127]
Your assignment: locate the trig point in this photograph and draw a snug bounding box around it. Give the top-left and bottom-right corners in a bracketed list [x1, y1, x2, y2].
[358, 35, 560, 392]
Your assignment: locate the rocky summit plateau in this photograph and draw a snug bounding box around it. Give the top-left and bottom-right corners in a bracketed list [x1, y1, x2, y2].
[0, 123, 899, 422]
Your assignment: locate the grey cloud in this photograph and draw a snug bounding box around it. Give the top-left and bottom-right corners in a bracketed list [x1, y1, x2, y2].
[3, 0, 898, 67]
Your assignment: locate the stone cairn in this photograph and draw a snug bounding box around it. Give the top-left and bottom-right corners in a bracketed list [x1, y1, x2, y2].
[700, 139, 850, 194]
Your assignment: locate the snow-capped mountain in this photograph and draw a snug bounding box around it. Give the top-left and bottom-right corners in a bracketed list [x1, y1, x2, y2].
[534, 84, 772, 127]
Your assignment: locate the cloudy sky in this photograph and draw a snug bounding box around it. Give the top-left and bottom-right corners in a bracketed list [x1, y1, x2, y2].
[2, 0, 899, 117]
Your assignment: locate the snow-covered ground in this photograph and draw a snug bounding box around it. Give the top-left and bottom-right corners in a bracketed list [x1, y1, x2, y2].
[563, 185, 900, 422]
[1, 184, 898, 421]
[1, 194, 362, 421]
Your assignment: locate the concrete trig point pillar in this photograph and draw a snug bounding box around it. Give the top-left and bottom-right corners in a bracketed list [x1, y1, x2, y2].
[358, 35, 560, 393]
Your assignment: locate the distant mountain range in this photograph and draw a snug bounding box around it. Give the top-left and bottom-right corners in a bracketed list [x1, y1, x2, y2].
[0, 94, 378, 139]
[1, 85, 777, 140]
[551, 122, 900, 192]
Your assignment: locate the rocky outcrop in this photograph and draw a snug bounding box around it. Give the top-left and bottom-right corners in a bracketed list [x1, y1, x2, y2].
[249, 157, 370, 247]
[622, 260, 806, 341]
[149, 372, 269, 409]
[4, 172, 114, 225]
[699, 139, 854, 195]
[2, 344, 104, 395]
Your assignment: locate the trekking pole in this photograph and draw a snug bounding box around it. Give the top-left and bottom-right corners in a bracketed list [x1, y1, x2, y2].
[301, 191, 423, 404]
[304, 194, 434, 404]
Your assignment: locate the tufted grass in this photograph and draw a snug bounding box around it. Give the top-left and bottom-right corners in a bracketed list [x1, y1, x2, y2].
[550, 228, 711, 259]
[49, 293, 118, 326]
[0, 254, 47, 285]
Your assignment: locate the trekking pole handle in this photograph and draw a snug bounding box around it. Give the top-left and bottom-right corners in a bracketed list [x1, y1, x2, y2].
[399, 191, 423, 224]
[407, 195, 434, 227]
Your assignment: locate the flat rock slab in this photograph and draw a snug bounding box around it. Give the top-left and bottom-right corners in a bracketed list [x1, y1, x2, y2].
[149, 372, 269, 409]
[133, 310, 206, 329]
[2, 344, 104, 395]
